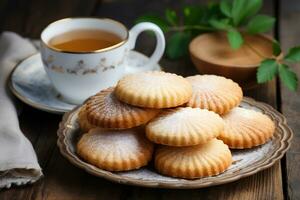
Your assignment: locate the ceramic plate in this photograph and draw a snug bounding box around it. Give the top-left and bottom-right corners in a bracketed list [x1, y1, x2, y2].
[57, 97, 292, 189]
[9, 51, 162, 114]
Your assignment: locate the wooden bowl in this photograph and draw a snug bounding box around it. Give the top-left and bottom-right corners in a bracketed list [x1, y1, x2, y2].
[189, 32, 274, 89]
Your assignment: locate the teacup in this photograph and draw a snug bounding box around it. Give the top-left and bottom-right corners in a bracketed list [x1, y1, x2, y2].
[40, 18, 165, 104]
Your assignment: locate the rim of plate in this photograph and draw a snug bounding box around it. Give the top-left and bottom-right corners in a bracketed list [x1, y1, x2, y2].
[57, 97, 293, 189]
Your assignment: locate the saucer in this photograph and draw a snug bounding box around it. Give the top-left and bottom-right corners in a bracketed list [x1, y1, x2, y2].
[9, 51, 162, 114]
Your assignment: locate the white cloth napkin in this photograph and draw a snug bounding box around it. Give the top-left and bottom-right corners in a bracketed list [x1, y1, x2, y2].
[0, 32, 42, 188]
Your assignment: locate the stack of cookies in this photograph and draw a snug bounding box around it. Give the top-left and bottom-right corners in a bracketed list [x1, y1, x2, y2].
[76, 71, 275, 179]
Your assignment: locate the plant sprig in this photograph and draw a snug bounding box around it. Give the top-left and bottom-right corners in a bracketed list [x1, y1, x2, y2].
[136, 3, 221, 59]
[257, 41, 298, 91]
[211, 0, 275, 49]
[136, 0, 298, 91]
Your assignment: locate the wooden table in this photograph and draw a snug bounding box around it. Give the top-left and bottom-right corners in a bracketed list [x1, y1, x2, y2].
[0, 0, 299, 199]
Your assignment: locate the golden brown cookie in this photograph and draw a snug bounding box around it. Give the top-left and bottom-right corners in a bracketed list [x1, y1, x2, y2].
[77, 127, 154, 171]
[115, 71, 192, 108]
[186, 75, 243, 114]
[218, 107, 275, 149]
[78, 105, 96, 133]
[155, 139, 232, 179]
[146, 107, 224, 146]
[85, 87, 159, 129]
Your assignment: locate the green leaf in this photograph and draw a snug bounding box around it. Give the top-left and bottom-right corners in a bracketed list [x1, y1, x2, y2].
[232, 0, 263, 25]
[284, 46, 300, 62]
[227, 29, 244, 49]
[165, 9, 178, 26]
[279, 64, 298, 91]
[209, 18, 231, 30]
[272, 40, 281, 56]
[136, 14, 169, 32]
[257, 59, 278, 83]
[243, 0, 262, 18]
[246, 15, 275, 34]
[220, 0, 231, 17]
[232, 0, 248, 25]
[166, 32, 191, 59]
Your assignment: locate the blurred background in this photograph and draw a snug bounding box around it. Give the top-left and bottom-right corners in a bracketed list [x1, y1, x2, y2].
[0, 0, 278, 76]
[0, 0, 276, 38]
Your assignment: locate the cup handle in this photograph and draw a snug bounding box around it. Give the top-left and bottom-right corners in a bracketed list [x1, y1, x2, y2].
[126, 22, 165, 73]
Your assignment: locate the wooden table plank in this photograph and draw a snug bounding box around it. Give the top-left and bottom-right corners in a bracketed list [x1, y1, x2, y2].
[279, 1, 300, 199]
[0, 0, 285, 199]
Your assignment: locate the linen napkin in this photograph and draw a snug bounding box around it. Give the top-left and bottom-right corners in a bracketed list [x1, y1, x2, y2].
[0, 32, 42, 188]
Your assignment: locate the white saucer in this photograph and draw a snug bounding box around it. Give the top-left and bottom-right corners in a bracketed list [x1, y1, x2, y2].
[9, 51, 162, 114]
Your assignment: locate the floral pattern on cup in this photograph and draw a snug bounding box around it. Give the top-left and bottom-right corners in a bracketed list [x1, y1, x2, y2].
[42, 55, 123, 75]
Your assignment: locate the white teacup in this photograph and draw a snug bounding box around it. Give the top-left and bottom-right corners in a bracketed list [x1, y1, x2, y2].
[40, 18, 165, 104]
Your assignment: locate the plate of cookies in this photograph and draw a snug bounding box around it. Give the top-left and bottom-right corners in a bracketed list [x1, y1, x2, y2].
[57, 71, 292, 189]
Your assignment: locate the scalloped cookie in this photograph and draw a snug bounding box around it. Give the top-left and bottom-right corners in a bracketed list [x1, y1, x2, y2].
[115, 71, 192, 108]
[186, 75, 243, 114]
[85, 87, 159, 129]
[155, 138, 232, 179]
[218, 107, 275, 149]
[78, 105, 96, 133]
[77, 127, 154, 171]
[146, 107, 224, 146]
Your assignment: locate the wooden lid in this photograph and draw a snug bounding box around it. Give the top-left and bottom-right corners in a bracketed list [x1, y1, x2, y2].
[189, 32, 273, 68]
